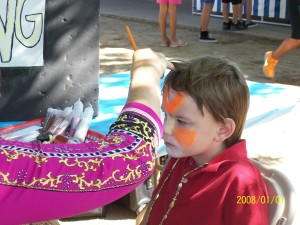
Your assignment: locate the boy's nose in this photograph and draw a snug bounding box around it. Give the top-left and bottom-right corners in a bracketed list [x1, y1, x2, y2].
[164, 118, 175, 135]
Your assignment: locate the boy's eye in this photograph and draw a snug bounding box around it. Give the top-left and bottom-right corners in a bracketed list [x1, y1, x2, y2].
[177, 119, 186, 125]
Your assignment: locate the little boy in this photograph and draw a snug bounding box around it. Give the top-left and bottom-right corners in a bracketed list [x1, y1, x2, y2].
[140, 56, 268, 225]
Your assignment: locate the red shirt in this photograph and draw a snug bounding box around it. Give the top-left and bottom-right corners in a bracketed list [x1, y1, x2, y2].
[148, 140, 268, 225]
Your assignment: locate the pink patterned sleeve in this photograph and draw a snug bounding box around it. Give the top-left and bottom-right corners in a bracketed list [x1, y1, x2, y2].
[0, 102, 163, 224]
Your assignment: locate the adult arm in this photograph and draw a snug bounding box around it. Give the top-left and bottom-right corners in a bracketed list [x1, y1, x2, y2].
[0, 49, 174, 224]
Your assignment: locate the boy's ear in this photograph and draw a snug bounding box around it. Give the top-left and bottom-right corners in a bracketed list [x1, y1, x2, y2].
[215, 118, 235, 142]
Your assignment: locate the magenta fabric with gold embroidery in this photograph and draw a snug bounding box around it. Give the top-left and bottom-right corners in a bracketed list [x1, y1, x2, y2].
[0, 102, 162, 225]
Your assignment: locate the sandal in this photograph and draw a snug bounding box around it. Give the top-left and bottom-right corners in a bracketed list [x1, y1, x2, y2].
[169, 40, 188, 48]
[160, 41, 170, 47]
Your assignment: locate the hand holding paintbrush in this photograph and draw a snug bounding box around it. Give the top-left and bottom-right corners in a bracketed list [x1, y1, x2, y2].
[125, 25, 175, 73]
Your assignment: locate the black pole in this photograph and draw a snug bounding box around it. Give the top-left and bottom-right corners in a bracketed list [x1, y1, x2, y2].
[0, 70, 2, 97]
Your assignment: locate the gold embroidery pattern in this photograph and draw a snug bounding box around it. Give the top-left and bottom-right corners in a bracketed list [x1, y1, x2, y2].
[113, 164, 141, 182]
[0, 172, 18, 185]
[71, 172, 113, 190]
[0, 160, 152, 191]
[1, 149, 48, 167]
[112, 114, 156, 150]
[26, 172, 64, 188]
[59, 158, 104, 172]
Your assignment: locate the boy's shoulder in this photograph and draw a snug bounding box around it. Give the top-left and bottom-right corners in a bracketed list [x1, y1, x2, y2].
[219, 159, 265, 187]
[222, 159, 260, 177]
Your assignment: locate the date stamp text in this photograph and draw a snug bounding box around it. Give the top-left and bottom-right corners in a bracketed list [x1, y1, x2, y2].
[237, 195, 285, 204]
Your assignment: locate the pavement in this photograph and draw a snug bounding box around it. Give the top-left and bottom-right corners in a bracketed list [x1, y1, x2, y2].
[99, 0, 291, 42]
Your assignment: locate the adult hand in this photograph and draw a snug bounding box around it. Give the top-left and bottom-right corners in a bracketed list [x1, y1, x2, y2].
[127, 48, 174, 117]
[131, 48, 175, 79]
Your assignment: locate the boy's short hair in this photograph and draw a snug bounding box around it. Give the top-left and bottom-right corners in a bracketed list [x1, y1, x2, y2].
[163, 56, 250, 147]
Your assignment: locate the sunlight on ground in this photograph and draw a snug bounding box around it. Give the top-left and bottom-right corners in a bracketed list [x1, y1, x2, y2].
[100, 47, 132, 62]
[100, 47, 133, 75]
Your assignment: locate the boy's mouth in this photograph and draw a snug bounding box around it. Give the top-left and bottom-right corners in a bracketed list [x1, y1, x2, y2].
[164, 140, 176, 148]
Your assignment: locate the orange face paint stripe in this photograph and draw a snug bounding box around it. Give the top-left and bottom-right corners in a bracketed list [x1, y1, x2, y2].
[162, 86, 184, 114]
[174, 128, 197, 147]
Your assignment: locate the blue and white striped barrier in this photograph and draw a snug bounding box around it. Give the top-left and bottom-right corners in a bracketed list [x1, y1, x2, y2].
[194, 0, 288, 21]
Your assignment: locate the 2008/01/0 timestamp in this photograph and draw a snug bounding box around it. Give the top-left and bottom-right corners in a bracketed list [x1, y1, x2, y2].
[237, 195, 285, 204]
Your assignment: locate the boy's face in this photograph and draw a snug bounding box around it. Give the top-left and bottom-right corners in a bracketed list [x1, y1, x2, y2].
[162, 87, 225, 164]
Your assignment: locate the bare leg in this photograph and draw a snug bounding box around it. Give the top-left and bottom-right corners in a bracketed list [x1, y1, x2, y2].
[238, 0, 245, 22]
[222, 3, 229, 23]
[168, 4, 177, 44]
[201, 4, 213, 31]
[238, 0, 252, 23]
[232, 4, 239, 24]
[158, 4, 169, 44]
[246, 0, 252, 23]
[272, 37, 300, 60]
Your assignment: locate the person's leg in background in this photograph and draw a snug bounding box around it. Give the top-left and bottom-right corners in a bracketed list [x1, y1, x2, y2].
[168, 4, 178, 45]
[264, 38, 300, 78]
[230, 1, 244, 30]
[199, 0, 218, 42]
[231, 2, 239, 25]
[237, 0, 244, 23]
[158, 2, 170, 46]
[222, 0, 231, 30]
[168, 1, 187, 47]
[272, 38, 300, 60]
[238, 0, 257, 28]
[245, 0, 256, 26]
[263, 0, 300, 78]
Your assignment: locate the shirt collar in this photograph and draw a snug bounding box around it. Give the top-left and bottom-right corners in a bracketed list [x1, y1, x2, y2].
[187, 139, 247, 176]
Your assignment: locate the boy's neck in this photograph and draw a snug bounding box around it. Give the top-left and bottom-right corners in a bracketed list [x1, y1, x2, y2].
[192, 142, 227, 166]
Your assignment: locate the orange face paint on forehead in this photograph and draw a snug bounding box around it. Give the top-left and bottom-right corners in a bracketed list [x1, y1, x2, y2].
[162, 86, 184, 114]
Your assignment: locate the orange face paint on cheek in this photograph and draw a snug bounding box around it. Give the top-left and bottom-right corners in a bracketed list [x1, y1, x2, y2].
[174, 128, 197, 147]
